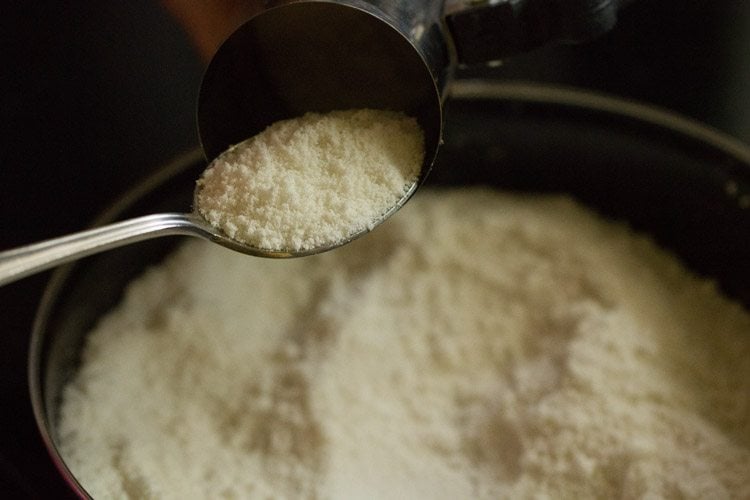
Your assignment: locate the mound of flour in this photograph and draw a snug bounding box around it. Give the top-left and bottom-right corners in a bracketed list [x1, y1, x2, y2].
[195, 109, 424, 252]
[59, 189, 750, 498]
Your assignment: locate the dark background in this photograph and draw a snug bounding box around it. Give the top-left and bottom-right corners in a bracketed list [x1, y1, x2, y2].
[0, 1, 748, 497]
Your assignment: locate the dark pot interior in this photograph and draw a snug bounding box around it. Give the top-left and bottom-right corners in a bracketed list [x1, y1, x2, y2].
[29, 82, 750, 497]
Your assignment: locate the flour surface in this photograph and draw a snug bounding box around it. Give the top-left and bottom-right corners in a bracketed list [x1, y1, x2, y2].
[59, 189, 750, 499]
[196, 109, 424, 251]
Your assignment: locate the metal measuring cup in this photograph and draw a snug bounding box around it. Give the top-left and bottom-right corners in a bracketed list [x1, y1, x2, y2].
[197, 0, 630, 178]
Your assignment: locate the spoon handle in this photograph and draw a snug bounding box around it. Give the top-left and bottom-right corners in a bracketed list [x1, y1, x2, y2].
[0, 213, 208, 287]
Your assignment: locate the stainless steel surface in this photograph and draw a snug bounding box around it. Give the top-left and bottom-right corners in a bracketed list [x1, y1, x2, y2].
[0, 214, 219, 287]
[196, 0, 631, 188]
[444, 0, 628, 64]
[196, 1, 450, 258]
[197, 0, 446, 177]
[0, 203, 366, 285]
[451, 81, 750, 165]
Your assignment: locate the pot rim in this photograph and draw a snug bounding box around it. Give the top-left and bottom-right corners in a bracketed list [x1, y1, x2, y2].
[450, 80, 750, 166]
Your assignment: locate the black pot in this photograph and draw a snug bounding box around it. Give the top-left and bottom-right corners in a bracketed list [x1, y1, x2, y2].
[29, 81, 750, 498]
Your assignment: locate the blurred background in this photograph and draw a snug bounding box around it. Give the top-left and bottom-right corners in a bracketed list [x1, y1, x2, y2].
[0, 0, 748, 496]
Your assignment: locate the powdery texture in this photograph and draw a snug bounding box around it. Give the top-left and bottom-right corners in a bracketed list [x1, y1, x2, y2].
[59, 189, 750, 499]
[195, 109, 424, 252]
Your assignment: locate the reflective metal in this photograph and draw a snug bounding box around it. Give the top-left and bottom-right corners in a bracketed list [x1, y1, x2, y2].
[0, 213, 246, 287]
[197, 0, 448, 182]
[197, 0, 631, 177]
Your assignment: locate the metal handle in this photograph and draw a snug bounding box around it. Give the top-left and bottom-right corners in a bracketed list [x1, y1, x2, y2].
[444, 0, 630, 65]
[0, 213, 208, 287]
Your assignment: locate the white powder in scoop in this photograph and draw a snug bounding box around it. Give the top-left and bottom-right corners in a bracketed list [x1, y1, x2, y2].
[195, 109, 424, 252]
[58, 189, 750, 499]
